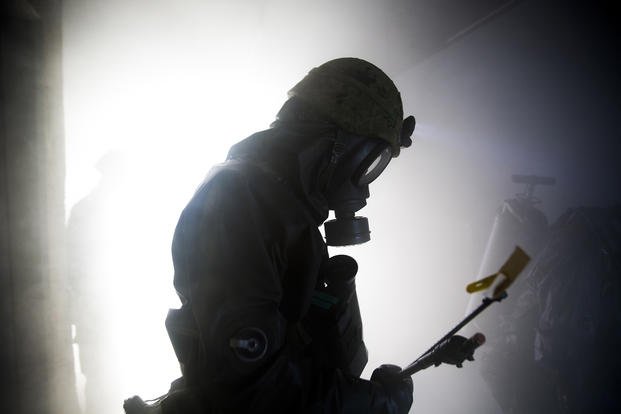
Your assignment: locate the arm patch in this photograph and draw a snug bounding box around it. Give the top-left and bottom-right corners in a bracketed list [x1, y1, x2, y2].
[229, 327, 268, 362]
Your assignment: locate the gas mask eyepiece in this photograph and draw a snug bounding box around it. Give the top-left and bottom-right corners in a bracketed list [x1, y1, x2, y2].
[354, 145, 392, 186]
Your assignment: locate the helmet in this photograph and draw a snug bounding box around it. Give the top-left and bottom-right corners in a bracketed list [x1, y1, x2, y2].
[288, 57, 405, 156]
[95, 150, 127, 177]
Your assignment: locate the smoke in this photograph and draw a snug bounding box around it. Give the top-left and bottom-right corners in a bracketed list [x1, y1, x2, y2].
[62, 0, 620, 413]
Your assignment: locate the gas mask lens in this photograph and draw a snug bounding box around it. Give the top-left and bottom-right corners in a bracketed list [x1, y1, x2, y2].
[355, 145, 392, 185]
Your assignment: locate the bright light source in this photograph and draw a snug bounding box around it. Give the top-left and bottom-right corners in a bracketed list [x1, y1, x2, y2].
[62, 2, 299, 408]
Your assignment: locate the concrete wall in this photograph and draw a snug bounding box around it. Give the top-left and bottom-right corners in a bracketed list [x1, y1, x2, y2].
[0, 1, 78, 412]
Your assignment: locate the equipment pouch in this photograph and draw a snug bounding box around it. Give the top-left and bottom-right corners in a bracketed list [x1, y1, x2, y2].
[306, 255, 368, 376]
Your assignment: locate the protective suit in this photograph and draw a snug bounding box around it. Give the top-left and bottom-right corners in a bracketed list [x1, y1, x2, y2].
[151, 58, 415, 413]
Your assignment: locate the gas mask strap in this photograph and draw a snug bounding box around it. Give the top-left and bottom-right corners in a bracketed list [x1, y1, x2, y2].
[318, 130, 347, 193]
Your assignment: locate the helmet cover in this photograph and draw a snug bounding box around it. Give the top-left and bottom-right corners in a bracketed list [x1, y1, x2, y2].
[288, 58, 404, 156]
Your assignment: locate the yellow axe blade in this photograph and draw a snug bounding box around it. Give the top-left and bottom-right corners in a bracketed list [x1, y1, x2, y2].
[466, 246, 531, 298]
[493, 246, 530, 298]
[466, 273, 498, 293]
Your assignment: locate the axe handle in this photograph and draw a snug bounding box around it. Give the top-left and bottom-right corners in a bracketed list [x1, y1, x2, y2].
[400, 293, 506, 378]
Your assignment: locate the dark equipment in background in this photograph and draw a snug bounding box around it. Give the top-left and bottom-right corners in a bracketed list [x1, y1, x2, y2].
[479, 205, 621, 413]
[470, 173, 556, 413]
[466, 174, 554, 324]
[471, 175, 621, 412]
[525, 206, 621, 412]
[472, 174, 554, 300]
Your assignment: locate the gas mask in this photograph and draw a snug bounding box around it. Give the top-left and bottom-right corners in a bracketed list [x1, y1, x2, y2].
[322, 132, 393, 246]
[322, 116, 415, 246]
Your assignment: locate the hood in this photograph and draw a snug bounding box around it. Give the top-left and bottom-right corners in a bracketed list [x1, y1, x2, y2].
[226, 123, 337, 225]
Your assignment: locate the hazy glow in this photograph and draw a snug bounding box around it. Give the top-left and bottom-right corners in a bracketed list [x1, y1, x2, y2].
[58, 2, 621, 413]
[63, 2, 498, 413]
[63, 1, 302, 406]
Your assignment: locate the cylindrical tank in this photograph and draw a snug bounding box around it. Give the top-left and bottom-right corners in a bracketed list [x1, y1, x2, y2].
[466, 175, 553, 317]
[468, 175, 555, 414]
[466, 196, 549, 316]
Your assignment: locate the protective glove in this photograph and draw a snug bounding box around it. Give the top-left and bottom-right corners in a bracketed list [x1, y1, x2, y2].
[433, 334, 478, 367]
[370, 364, 413, 414]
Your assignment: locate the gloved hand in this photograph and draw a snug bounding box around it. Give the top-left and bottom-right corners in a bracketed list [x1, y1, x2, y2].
[370, 364, 413, 414]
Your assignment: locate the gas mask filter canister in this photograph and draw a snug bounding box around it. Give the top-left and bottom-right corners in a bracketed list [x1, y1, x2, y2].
[324, 212, 371, 246]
